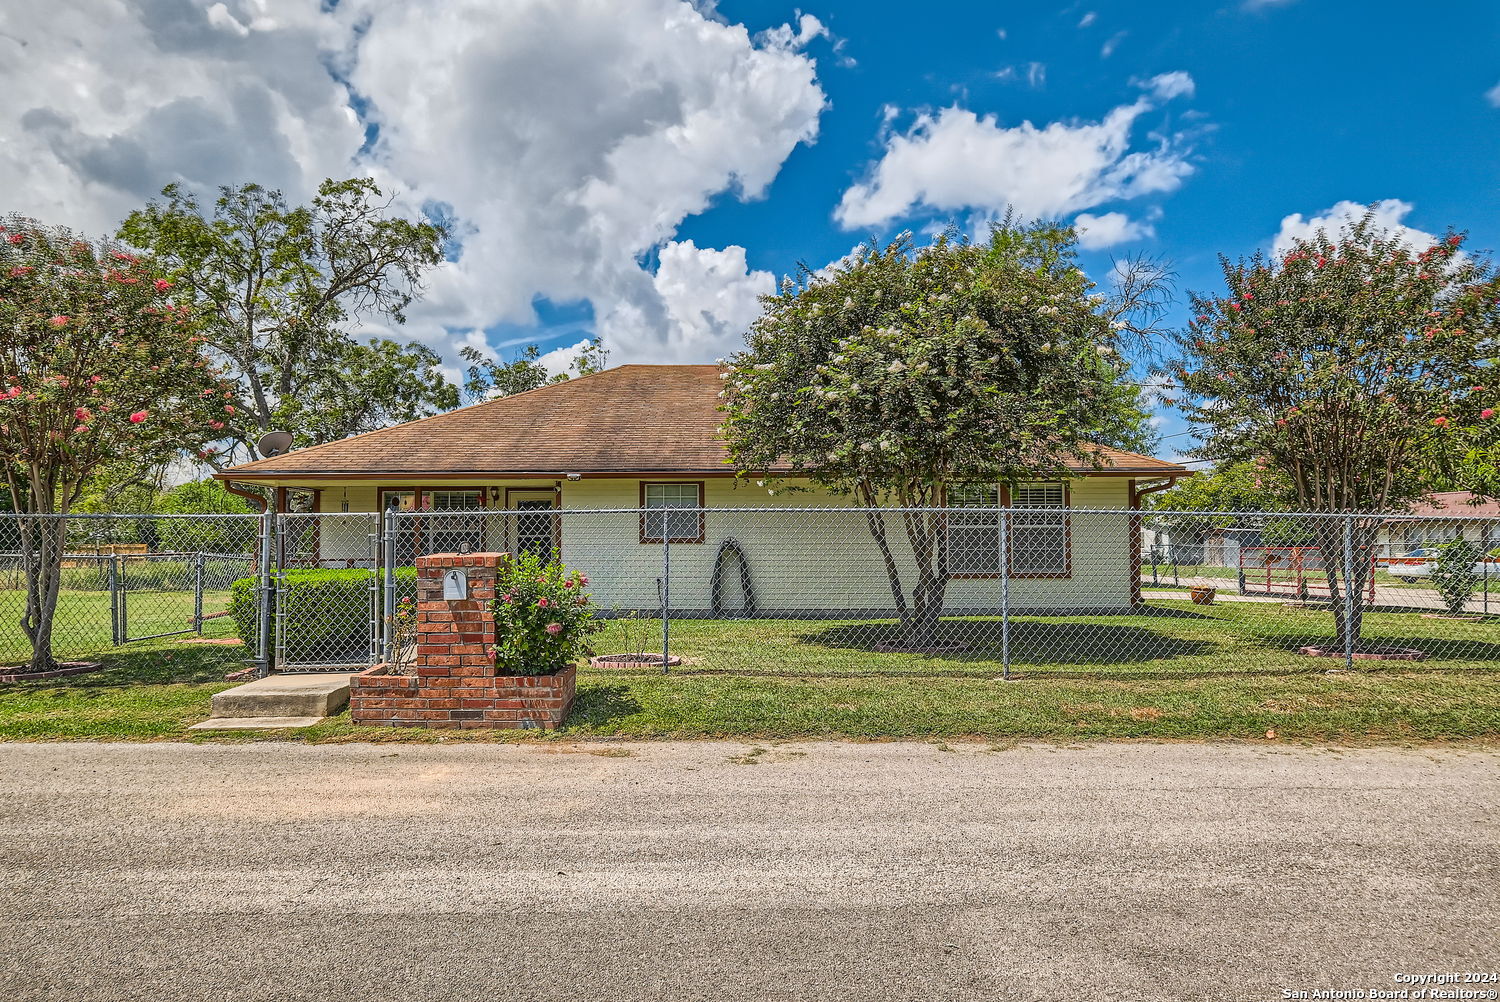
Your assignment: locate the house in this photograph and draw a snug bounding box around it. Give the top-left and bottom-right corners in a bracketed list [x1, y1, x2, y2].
[1380, 492, 1500, 556]
[214, 365, 1189, 611]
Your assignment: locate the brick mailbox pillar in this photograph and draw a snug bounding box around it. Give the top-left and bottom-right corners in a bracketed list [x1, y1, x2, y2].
[350, 552, 577, 729]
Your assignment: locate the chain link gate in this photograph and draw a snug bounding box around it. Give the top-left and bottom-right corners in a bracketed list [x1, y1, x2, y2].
[271, 512, 382, 672]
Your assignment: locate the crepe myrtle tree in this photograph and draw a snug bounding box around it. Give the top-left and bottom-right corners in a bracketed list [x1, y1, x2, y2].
[720, 222, 1168, 642]
[0, 216, 229, 671]
[1175, 212, 1500, 654]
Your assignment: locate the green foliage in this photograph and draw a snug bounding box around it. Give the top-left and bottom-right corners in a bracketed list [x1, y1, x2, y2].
[1432, 538, 1484, 616]
[118, 179, 456, 459]
[1174, 211, 1500, 650]
[0, 215, 229, 670]
[1148, 461, 1291, 537]
[1175, 212, 1500, 513]
[230, 567, 417, 664]
[461, 336, 610, 403]
[720, 221, 1168, 635]
[490, 550, 601, 676]
[154, 479, 255, 555]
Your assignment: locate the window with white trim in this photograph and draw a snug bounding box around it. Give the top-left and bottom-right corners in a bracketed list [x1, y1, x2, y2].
[948, 483, 1002, 575]
[1011, 482, 1069, 576]
[641, 483, 703, 543]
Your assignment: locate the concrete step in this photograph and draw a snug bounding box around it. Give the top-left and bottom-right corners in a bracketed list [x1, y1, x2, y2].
[189, 716, 326, 731]
[210, 673, 353, 719]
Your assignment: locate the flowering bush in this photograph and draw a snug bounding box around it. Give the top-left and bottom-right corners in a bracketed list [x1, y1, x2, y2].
[490, 550, 601, 676]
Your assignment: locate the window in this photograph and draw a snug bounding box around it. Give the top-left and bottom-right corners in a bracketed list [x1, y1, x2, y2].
[641, 482, 704, 544]
[378, 487, 489, 563]
[1011, 482, 1070, 577]
[943, 482, 1071, 578]
[948, 484, 1002, 575]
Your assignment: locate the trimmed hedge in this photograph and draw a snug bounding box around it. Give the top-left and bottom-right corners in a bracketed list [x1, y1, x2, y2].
[231, 567, 418, 665]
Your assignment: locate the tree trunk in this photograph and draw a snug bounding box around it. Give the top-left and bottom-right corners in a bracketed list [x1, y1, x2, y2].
[1317, 517, 1375, 656]
[17, 515, 65, 673]
[861, 507, 909, 624]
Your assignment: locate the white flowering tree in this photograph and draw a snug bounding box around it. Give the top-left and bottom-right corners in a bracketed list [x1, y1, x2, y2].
[720, 223, 1165, 642]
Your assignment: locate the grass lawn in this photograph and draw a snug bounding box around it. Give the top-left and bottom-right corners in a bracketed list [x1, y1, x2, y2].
[2, 598, 1498, 743]
[0, 588, 239, 664]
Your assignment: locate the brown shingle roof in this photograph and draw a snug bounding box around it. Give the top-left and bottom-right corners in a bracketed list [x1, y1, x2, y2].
[217, 364, 1188, 480]
[1405, 491, 1500, 518]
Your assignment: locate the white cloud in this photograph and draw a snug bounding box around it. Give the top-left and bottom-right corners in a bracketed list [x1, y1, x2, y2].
[1243, 0, 1298, 8]
[1100, 31, 1127, 58]
[834, 98, 1194, 230]
[1078, 11, 1097, 28]
[1075, 211, 1153, 249]
[0, 0, 826, 367]
[1135, 71, 1195, 101]
[1487, 81, 1500, 107]
[1271, 199, 1440, 258]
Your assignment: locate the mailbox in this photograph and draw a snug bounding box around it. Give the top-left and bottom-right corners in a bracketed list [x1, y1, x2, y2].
[441, 568, 469, 600]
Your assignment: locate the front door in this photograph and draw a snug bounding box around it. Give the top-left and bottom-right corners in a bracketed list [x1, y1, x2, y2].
[509, 493, 558, 558]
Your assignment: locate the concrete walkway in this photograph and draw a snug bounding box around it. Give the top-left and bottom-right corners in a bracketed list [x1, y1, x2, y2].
[0, 741, 1495, 1001]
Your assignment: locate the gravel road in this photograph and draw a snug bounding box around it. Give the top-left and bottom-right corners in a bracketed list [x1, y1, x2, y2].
[1, 740, 1495, 1001]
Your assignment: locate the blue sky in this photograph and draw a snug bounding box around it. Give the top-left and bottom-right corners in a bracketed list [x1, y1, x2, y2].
[4, 0, 1499, 462]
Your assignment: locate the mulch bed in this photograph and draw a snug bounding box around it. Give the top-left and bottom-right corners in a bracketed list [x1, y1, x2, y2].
[589, 654, 683, 668]
[0, 661, 102, 683]
[1298, 646, 1425, 661]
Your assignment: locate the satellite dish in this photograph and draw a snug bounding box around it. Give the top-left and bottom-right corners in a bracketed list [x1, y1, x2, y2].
[256, 431, 294, 458]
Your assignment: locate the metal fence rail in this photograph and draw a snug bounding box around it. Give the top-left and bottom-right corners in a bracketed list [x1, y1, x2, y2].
[4, 507, 1500, 680]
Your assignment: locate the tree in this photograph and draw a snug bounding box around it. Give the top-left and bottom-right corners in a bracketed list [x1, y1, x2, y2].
[461, 336, 611, 403]
[1431, 538, 1483, 617]
[118, 179, 456, 459]
[720, 223, 1169, 642]
[1175, 212, 1500, 652]
[154, 478, 255, 555]
[0, 216, 227, 671]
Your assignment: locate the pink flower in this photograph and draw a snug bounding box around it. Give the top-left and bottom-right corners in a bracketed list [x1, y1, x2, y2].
[501, 593, 513, 603]
[545, 622, 562, 635]
[129, 411, 147, 424]
[209, 420, 224, 430]
[48, 315, 69, 327]
[1276, 419, 1287, 427]
[563, 579, 575, 589]
[536, 597, 550, 608]
[7, 234, 23, 244]
[8, 266, 31, 277]
[1229, 302, 1242, 312]
[1433, 416, 1449, 427]
[153, 279, 172, 292]
[578, 575, 588, 585]
[1484, 409, 1495, 420]
[73, 425, 89, 434]
[224, 405, 235, 414]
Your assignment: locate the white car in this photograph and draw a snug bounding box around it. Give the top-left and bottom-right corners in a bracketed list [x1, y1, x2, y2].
[1384, 548, 1499, 583]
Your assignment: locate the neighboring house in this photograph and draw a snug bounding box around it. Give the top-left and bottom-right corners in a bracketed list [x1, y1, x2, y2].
[1380, 492, 1500, 555]
[215, 365, 1188, 611]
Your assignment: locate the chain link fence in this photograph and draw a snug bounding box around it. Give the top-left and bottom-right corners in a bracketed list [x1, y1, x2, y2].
[4, 506, 1500, 680]
[1, 513, 263, 670]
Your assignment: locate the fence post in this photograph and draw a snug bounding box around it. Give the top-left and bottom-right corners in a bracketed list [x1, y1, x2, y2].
[1342, 514, 1356, 671]
[256, 509, 275, 678]
[999, 509, 1010, 681]
[660, 509, 671, 674]
[381, 510, 397, 665]
[193, 552, 205, 635]
[108, 554, 121, 646]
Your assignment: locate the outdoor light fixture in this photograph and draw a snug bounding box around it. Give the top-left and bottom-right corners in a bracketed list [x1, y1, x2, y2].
[566, 472, 581, 481]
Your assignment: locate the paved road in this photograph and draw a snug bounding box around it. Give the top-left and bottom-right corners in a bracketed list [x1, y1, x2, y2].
[1, 741, 1496, 1002]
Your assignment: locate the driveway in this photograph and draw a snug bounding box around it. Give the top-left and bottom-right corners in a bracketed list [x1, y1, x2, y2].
[1, 741, 1496, 1002]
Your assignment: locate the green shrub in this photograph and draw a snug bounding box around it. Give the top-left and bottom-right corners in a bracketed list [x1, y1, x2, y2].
[1432, 539, 1483, 616]
[491, 551, 601, 676]
[231, 567, 417, 664]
